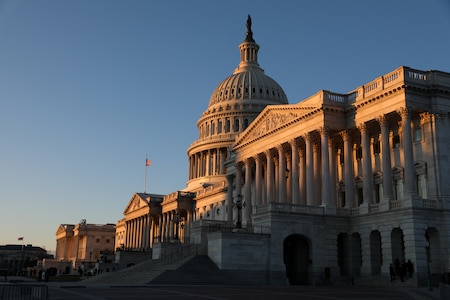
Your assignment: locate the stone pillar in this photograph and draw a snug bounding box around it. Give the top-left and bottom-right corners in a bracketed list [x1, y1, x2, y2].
[359, 228, 372, 276]
[379, 116, 394, 202]
[360, 123, 374, 206]
[399, 108, 417, 197]
[205, 150, 210, 176]
[313, 143, 321, 205]
[163, 214, 168, 242]
[235, 162, 243, 199]
[329, 138, 337, 206]
[149, 216, 154, 248]
[320, 127, 331, 207]
[380, 227, 393, 275]
[342, 130, 355, 208]
[255, 155, 263, 206]
[277, 145, 286, 203]
[244, 158, 253, 227]
[286, 152, 292, 204]
[299, 148, 306, 205]
[212, 150, 217, 175]
[125, 221, 130, 249]
[305, 134, 314, 206]
[290, 139, 300, 205]
[226, 174, 234, 222]
[158, 215, 162, 243]
[265, 150, 274, 203]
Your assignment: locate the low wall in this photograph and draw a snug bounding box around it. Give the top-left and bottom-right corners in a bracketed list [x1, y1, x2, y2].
[115, 250, 152, 270]
[208, 231, 270, 270]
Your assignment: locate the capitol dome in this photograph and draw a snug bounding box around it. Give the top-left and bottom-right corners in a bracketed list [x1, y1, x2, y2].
[186, 15, 288, 189]
[208, 68, 288, 108]
[206, 16, 288, 110]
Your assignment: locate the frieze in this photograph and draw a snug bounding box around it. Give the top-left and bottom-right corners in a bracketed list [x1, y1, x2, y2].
[252, 112, 299, 139]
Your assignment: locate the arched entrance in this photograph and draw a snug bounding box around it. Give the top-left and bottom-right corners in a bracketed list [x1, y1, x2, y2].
[283, 235, 310, 285]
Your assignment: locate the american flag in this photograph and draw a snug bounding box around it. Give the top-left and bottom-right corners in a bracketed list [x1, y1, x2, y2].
[146, 159, 152, 167]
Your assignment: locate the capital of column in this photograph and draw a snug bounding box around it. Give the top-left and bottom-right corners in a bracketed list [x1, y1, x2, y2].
[419, 112, 431, 125]
[253, 153, 264, 163]
[318, 126, 330, 136]
[376, 115, 390, 127]
[288, 138, 298, 148]
[398, 107, 413, 120]
[226, 174, 235, 182]
[264, 149, 273, 159]
[303, 132, 312, 143]
[339, 130, 352, 141]
[358, 122, 368, 134]
[243, 157, 254, 167]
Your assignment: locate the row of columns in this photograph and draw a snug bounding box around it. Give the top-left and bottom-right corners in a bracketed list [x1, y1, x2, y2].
[200, 116, 249, 139]
[188, 148, 227, 180]
[229, 109, 419, 226]
[125, 215, 154, 250]
[124, 210, 195, 250]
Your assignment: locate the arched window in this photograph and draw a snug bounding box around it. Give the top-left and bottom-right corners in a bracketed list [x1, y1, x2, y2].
[234, 118, 240, 132]
[225, 118, 230, 133]
[217, 119, 222, 134]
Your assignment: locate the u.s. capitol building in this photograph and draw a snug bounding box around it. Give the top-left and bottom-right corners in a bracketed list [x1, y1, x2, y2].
[115, 16, 450, 286]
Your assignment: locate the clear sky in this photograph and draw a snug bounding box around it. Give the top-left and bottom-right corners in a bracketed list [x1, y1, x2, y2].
[1, 0, 450, 252]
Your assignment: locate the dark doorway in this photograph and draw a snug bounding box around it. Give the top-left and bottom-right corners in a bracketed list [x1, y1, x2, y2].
[283, 235, 310, 285]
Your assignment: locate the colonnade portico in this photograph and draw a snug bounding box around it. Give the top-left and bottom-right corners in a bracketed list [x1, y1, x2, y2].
[229, 107, 425, 225]
[124, 215, 156, 250]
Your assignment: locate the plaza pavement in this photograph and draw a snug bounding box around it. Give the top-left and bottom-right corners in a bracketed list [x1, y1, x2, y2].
[1, 276, 444, 300]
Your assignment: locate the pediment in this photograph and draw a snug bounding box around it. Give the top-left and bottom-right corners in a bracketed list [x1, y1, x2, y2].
[123, 193, 150, 215]
[235, 105, 311, 148]
[55, 224, 71, 235]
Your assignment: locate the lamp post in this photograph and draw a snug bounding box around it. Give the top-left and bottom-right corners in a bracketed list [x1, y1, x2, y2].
[233, 195, 245, 229]
[173, 213, 182, 240]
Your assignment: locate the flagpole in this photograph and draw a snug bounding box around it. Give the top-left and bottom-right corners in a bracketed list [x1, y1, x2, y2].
[144, 155, 148, 193]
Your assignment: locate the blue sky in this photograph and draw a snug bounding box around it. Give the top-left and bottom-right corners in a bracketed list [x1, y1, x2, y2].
[1, 0, 449, 251]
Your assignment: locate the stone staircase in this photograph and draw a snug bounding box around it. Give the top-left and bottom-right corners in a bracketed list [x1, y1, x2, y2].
[84, 253, 267, 286]
[150, 255, 267, 286]
[84, 245, 205, 285]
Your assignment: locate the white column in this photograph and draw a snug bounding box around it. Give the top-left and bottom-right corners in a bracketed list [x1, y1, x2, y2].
[379, 116, 394, 201]
[400, 108, 417, 196]
[320, 127, 331, 206]
[205, 150, 210, 176]
[299, 148, 306, 205]
[290, 139, 299, 205]
[244, 158, 252, 227]
[360, 123, 374, 204]
[313, 143, 321, 205]
[305, 134, 314, 206]
[329, 137, 337, 206]
[149, 217, 154, 248]
[226, 174, 234, 222]
[342, 130, 355, 207]
[212, 150, 217, 175]
[265, 150, 274, 203]
[255, 155, 263, 206]
[277, 145, 286, 203]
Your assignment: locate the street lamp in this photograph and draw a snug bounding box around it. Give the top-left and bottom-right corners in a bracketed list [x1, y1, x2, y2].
[173, 213, 182, 240]
[233, 195, 246, 229]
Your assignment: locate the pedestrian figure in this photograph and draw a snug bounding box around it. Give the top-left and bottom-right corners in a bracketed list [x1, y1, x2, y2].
[390, 264, 395, 281]
[407, 260, 414, 278]
[394, 258, 401, 280]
